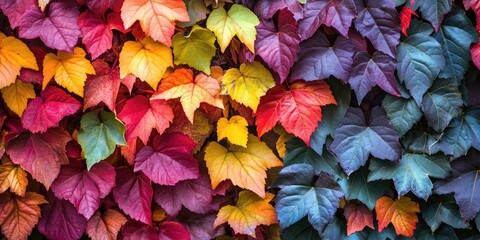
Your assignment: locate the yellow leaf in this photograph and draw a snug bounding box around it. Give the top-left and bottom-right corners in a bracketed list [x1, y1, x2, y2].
[119, 37, 173, 89]
[206, 4, 259, 53]
[221, 61, 274, 112]
[214, 190, 277, 237]
[0, 33, 38, 89]
[0, 157, 28, 197]
[204, 134, 282, 197]
[217, 116, 249, 147]
[43, 47, 95, 97]
[275, 127, 294, 158]
[38, 0, 50, 11]
[1, 79, 36, 117]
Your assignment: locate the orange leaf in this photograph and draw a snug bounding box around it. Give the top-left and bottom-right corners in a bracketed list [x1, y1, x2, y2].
[344, 201, 374, 236]
[0, 158, 28, 197]
[0, 192, 47, 240]
[121, 0, 189, 46]
[86, 209, 127, 240]
[375, 196, 420, 237]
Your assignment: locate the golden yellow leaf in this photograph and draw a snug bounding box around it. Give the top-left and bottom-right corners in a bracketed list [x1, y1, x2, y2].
[217, 116, 249, 147]
[119, 37, 173, 89]
[0, 157, 28, 197]
[204, 134, 282, 197]
[0, 33, 38, 89]
[221, 61, 274, 112]
[43, 47, 95, 97]
[214, 190, 277, 237]
[1, 79, 36, 117]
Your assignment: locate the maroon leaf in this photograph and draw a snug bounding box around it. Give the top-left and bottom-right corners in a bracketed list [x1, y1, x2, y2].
[84, 59, 121, 112]
[122, 220, 190, 240]
[255, 9, 300, 82]
[179, 212, 225, 240]
[6, 128, 71, 189]
[112, 167, 153, 225]
[85, 0, 123, 15]
[51, 160, 116, 219]
[0, 0, 36, 28]
[19, 2, 81, 52]
[134, 133, 199, 185]
[21, 86, 81, 133]
[254, 0, 303, 20]
[19, 45, 46, 85]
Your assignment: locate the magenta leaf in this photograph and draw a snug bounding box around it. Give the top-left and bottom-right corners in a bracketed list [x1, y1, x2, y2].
[134, 133, 199, 186]
[0, 0, 35, 28]
[122, 220, 190, 240]
[85, 0, 123, 15]
[19, 1, 81, 52]
[254, 0, 303, 20]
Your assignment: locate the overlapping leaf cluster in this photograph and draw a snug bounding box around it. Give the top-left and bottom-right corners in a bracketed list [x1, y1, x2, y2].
[0, 0, 479, 239]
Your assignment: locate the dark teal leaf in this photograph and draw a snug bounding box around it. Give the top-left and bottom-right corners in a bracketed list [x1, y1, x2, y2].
[407, 18, 435, 36]
[402, 124, 443, 154]
[422, 195, 469, 231]
[281, 217, 321, 240]
[321, 216, 367, 240]
[415, 223, 458, 240]
[382, 95, 422, 136]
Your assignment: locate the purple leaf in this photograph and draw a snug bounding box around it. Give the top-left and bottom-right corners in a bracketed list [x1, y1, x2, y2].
[291, 31, 355, 82]
[254, 0, 303, 20]
[85, 0, 123, 15]
[179, 212, 226, 240]
[0, 0, 36, 28]
[51, 160, 116, 219]
[19, 2, 81, 52]
[298, 0, 356, 39]
[348, 51, 399, 103]
[255, 9, 300, 82]
[354, 0, 400, 57]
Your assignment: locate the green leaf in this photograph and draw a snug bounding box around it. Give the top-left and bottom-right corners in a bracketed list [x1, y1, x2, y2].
[382, 95, 422, 136]
[338, 166, 389, 210]
[78, 110, 126, 169]
[368, 153, 451, 200]
[422, 195, 469, 232]
[172, 25, 216, 74]
[421, 78, 462, 132]
[396, 33, 445, 105]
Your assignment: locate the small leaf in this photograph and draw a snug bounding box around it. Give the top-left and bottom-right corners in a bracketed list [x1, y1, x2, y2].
[0, 159, 28, 197]
[400, 6, 418, 36]
[1, 79, 35, 117]
[422, 195, 468, 232]
[217, 116, 249, 147]
[122, 220, 190, 240]
[254, 0, 303, 20]
[375, 196, 420, 237]
[382, 95, 422, 136]
[86, 209, 127, 240]
[85, 0, 123, 15]
[344, 201, 374, 236]
[417, 0, 452, 31]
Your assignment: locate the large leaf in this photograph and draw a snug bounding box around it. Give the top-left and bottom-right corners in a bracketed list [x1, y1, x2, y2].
[375, 196, 420, 237]
[330, 107, 401, 175]
[0, 0, 35, 28]
[382, 95, 422, 136]
[417, 0, 452, 30]
[422, 195, 468, 232]
[396, 33, 445, 105]
[77, 110, 127, 169]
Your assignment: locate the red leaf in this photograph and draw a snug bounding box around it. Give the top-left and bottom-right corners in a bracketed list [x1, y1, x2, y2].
[344, 201, 374, 236]
[38, 193, 87, 240]
[0, 0, 36, 28]
[51, 160, 116, 219]
[255, 81, 336, 145]
[122, 220, 190, 240]
[86, 209, 127, 240]
[85, 0, 123, 15]
[400, 6, 418, 37]
[134, 133, 199, 185]
[6, 128, 71, 189]
[112, 167, 153, 225]
[153, 174, 212, 217]
[471, 40, 480, 70]
[118, 95, 174, 144]
[21, 86, 81, 133]
[78, 10, 118, 59]
[464, 0, 480, 31]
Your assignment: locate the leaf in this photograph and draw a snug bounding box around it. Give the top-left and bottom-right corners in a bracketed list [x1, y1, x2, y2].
[152, 68, 223, 123]
[37, 194, 87, 240]
[396, 33, 445, 105]
[85, 0, 122, 15]
[21, 86, 81, 133]
[415, 223, 459, 240]
[134, 133, 199, 185]
[0, 159, 28, 197]
[0, 34, 39, 89]
[434, 8, 477, 82]
[206, 4, 260, 52]
[422, 195, 468, 232]
[274, 164, 344, 231]
[113, 167, 153, 225]
[298, 0, 356, 39]
[179, 211, 225, 240]
[122, 220, 190, 240]
[256, 81, 336, 145]
[166, 103, 213, 148]
[221, 61, 275, 112]
[118, 95, 173, 144]
[0, 192, 47, 240]
[417, 0, 452, 30]
[172, 25, 216, 74]
[51, 160, 116, 219]
[217, 116, 249, 147]
[255, 9, 300, 82]
[254, 0, 303, 20]
[291, 31, 355, 82]
[354, 0, 400, 57]
[119, 37, 173, 89]
[281, 217, 321, 240]
[177, 0, 210, 27]
[382, 95, 422, 136]
[6, 128, 71, 189]
[215, 190, 277, 237]
[43, 47, 96, 97]
[338, 166, 389, 210]
[204, 134, 282, 198]
[368, 153, 451, 200]
[434, 150, 480, 220]
[375, 196, 420, 237]
[330, 107, 401, 175]
[0, 0, 36, 28]
[121, 0, 188, 46]
[86, 209, 127, 240]
[348, 51, 399, 103]
[421, 78, 462, 132]
[344, 201, 374, 236]
[77, 110, 127, 169]
[464, 0, 480, 31]
[19, 2, 81, 52]
[1, 79, 35, 117]
[400, 6, 418, 36]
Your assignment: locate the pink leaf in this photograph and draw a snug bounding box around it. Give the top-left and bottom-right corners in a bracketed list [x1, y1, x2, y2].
[122, 220, 190, 240]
